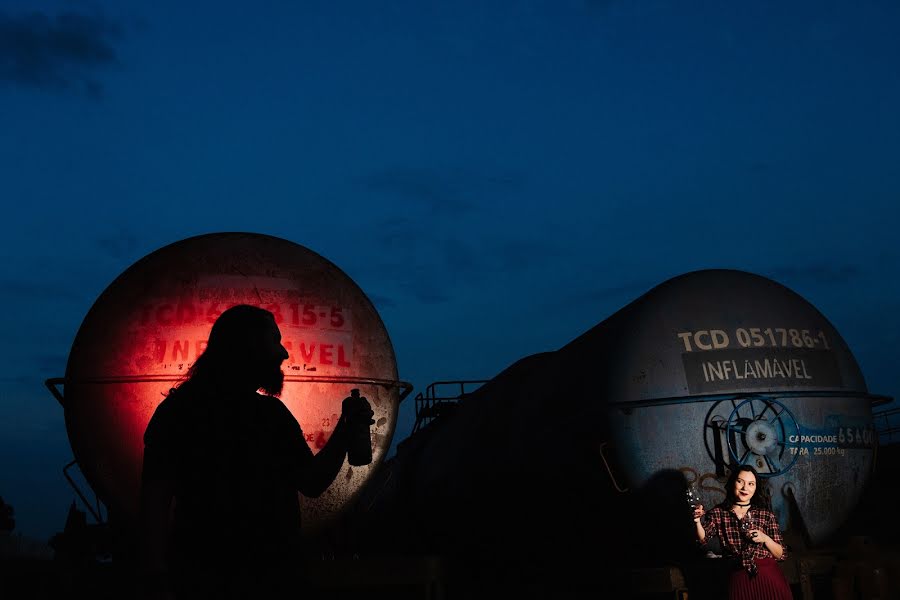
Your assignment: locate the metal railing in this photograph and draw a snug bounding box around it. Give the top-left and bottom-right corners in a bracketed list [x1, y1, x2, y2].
[63, 460, 106, 524]
[412, 380, 489, 434]
[46, 374, 414, 525]
[874, 405, 900, 446]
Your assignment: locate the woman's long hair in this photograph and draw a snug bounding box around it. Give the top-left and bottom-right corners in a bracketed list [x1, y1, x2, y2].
[718, 464, 771, 510]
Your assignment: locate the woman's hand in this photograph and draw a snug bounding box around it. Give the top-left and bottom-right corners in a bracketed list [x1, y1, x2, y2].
[693, 505, 708, 544]
[748, 528, 771, 544]
[692, 504, 705, 523]
[748, 528, 784, 559]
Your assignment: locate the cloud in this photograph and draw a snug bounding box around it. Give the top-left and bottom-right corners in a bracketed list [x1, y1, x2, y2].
[440, 238, 481, 280]
[354, 167, 473, 216]
[352, 220, 457, 305]
[353, 166, 523, 217]
[401, 271, 452, 304]
[0, 374, 39, 384]
[369, 217, 426, 252]
[355, 226, 478, 305]
[0, 351, 70, 390]
[538, 263, 866, 317]
[0, 10, 122, 97]
[765, 264, 862, 286]
[491, 239, 565, 272]
[585, 0, 620, 13]
[559, 279, 656, 309]
[96, 230, 140, 261]
[35, 353, 68, 375]
[365, 292, 398, 310]
[358, 260, 453, 307]
[0, 278, 87, 302]
[355, 215, 572, 308]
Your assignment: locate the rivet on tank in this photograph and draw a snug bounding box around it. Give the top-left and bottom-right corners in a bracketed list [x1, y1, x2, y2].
[46, 232, 411, 537]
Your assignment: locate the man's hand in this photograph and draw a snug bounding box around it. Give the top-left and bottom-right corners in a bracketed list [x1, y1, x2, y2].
[341, 392, 375, 426]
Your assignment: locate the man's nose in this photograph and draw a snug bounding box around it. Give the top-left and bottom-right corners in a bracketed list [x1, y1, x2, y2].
[279, 345, 289, 361]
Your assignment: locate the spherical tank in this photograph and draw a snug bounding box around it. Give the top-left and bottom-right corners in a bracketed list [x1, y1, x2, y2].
[63, 232, 402, 534]
[560, 268, 886, 546]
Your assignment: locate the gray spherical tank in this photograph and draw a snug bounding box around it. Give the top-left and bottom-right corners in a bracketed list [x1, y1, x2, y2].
[61, 232, 405, 535]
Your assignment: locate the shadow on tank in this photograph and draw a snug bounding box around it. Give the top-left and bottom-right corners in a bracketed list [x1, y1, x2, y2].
[339, 269, 894, 599]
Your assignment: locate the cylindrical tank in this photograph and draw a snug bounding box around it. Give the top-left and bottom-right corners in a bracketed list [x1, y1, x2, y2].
[353, 269, 888, 583]
[564, 269, 883, 545]
[60, 232, 404, 536]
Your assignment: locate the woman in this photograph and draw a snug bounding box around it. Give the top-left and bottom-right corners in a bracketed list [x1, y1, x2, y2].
[692, 465, 794, 600]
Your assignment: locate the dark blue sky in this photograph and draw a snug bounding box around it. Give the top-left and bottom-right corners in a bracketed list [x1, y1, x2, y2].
[2, 0, 898, 541]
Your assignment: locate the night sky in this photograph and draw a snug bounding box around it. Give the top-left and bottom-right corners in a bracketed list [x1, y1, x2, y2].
[2, 0, 898, 542]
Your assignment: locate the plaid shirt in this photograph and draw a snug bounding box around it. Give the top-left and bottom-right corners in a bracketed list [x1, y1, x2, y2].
[700, 506, 787, 574]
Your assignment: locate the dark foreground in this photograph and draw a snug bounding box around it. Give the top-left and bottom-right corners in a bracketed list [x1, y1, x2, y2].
[2, 534, 899, 600]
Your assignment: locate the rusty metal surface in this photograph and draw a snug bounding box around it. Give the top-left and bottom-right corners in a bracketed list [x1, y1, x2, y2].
[585, 270, 885, 546]
[358, 269, 889, 562]
[608, 393, 877, 545]
[61, 232, 402, 533]
[561, 269, 871, 402]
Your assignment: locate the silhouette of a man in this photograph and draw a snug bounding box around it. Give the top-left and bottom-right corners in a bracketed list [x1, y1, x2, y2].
[139, 304, 372, 599]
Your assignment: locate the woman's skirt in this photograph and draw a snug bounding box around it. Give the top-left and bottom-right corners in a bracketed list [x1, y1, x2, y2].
[728, 557, 793, 600]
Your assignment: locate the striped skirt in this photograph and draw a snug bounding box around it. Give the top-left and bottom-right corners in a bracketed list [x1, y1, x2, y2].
[728, 557, 793, 600]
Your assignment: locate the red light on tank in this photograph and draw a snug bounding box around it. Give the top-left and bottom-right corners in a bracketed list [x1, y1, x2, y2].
[60, 233, 407, 534]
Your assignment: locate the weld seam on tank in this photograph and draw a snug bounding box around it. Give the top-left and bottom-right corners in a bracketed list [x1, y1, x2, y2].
[55, 375, 413, 399]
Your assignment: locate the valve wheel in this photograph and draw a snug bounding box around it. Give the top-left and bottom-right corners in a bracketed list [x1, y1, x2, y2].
[725, 397, 801, 477]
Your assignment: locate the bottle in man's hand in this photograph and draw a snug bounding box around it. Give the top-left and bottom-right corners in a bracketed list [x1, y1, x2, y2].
[342, 389, 374, 466]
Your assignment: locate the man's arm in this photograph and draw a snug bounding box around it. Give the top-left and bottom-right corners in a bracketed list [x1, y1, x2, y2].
[297, 418, 349, 498]
[292, 396, 374, 498]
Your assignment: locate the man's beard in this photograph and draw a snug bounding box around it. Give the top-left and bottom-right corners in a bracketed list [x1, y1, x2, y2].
[258, 363, 285, 396]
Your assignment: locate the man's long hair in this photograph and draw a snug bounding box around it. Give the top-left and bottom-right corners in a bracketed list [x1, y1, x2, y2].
[173, 304, 279, 395]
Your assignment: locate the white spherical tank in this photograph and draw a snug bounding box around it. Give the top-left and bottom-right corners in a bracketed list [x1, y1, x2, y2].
[60, 232, 407, 535]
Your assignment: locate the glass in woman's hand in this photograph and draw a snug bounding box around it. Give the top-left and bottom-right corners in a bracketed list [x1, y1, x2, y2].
[741, 517, 757, 540]
[685, 486, 701, 509]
